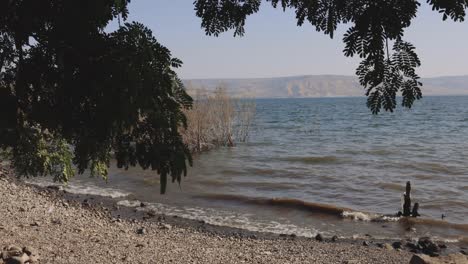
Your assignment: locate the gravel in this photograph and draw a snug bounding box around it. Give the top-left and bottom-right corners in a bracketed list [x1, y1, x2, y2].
[0, 169, 412, 263]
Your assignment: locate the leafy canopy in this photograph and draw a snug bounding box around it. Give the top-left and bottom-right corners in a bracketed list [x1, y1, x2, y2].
[1, 0, 192, 193]
[1, 0, 467, 192]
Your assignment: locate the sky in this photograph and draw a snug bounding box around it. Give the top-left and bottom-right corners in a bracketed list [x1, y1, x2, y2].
[109, 1, 468, 79]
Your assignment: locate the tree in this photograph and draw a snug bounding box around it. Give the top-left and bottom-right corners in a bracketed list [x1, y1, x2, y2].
[1, 0, 192, 194]
[1, 0, 467, 192]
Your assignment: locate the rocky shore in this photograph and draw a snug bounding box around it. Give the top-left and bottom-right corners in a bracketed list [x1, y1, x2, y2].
[0, 167, 466, 263]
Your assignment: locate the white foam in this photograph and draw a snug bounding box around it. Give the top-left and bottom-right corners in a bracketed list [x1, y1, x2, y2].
[342, 211, 373, 221]
[117, 199, 321, 237]
[117, 200, 142, 207]
[342, 211, 401, 222]
[26, 179, 130, 199]
[64, 184, 130, 198]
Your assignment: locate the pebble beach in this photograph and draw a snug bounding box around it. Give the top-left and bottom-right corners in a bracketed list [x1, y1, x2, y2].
[1, 166, 467, 264]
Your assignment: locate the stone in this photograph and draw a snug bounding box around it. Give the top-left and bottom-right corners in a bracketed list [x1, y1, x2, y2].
[51, 219, 62, 225]
[22, 246, 37, 256]
[410, 253, 468, 264]
[28, 255, 39, 263]
[159, 224, 172, 230]
[392, 241, 403, 249]
[6, 246, 21, 252]
[136, 227, 146, 235]
[406, 242, 419, 250]
[47, 185, 60, 191]
[409, 254, 432, 264]
[418, 237, 440, 256]
[449, 254, 468, 263]
[315, 233, 324, 242]
[30, 221, 40, 227]
[5, 253, 29, 264]
[1, 251, 18, 260]
[146, 210, 156, 217]
[381, 243, 394, 250]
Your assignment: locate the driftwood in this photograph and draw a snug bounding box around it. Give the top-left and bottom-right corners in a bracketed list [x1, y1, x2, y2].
[397, 181, 420, 217]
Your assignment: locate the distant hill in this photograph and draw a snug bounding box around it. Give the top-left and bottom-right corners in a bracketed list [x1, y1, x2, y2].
[183, 75, 468, 98]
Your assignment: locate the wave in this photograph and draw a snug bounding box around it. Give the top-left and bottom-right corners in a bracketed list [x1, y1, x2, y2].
[377, 182, 406, 192]
[195, 193, 468, 232]
[337, 149, 398, 156]
[280, 155, 341, 165]
[405, 162, 461, 175]
[26, 179, 130, 199]
[197, 179, 302, 191]
[399, 217, 468, 232]
[117, 199, 320, 238]
[194, 193, 351, 216]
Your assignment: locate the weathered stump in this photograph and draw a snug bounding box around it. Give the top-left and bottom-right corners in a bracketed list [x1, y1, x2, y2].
[397, 181, 420, 218]
[403, 181, 412, 217]
[411, 202, 420, 217]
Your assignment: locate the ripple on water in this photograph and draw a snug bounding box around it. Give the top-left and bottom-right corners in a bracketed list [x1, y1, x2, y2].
[377, 182, 406, 192]
[279, 155, 341, 165]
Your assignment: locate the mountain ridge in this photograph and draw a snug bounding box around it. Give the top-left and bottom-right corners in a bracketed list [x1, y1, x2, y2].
[183, 74, 468, 98]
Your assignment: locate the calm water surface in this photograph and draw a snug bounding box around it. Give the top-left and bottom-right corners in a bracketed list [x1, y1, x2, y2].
[31, 96, 468, 242]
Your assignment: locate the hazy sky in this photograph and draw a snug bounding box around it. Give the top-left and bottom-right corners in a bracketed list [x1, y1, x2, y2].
[110, 1, 468, 79]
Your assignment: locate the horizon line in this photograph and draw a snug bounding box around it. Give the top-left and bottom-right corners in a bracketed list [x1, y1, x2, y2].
[182, 73, 468, 81]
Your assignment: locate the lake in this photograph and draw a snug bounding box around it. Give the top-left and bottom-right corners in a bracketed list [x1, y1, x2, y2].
[30, 96, 468, 243]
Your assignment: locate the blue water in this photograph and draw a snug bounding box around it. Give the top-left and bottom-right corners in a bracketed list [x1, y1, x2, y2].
[189, 96, 468, 221]
[30, 96, 468, 242]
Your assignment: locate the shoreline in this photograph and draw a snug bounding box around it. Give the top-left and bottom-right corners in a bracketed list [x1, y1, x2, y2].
[0, 168, 466, 263]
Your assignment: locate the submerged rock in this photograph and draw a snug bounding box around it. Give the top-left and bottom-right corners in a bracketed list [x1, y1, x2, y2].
[147, 210, 157, 217]
[315, 234, 324, 242]
[418, 237, 440, 256]
[392, 241, 403, 249]
[379, 243, 394, 250]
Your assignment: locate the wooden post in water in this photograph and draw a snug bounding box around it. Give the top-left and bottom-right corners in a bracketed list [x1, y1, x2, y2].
[403, 181, 412, 217]
[411, 202, 420, 217]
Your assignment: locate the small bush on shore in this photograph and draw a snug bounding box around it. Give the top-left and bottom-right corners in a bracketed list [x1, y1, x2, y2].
[180, 86, 255, 153]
